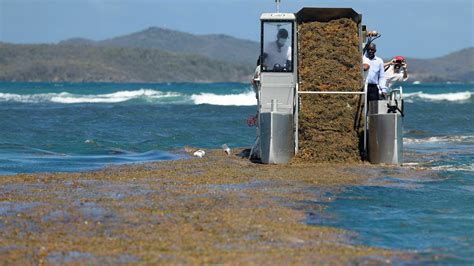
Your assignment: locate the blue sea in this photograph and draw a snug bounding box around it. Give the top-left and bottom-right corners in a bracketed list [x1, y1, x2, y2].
[0, 82, 473, 263]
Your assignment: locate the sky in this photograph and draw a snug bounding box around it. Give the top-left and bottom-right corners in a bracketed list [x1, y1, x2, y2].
[0, 0, 473, 59]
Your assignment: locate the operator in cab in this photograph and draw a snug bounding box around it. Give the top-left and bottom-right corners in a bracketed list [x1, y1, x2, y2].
[262, 28, 292, 71]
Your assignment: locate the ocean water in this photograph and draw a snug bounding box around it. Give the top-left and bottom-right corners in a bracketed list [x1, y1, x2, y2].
[306, 83, 474, 264]
[0, 82, 256, 174]
[1, 82, 473, 262]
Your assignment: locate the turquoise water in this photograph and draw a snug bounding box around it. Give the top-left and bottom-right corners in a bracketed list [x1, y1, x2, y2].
[306, 83, 474, 264]
[309, 173, 474, 264]
[0, 82, 256, 173]
[0, 82, 473, 263]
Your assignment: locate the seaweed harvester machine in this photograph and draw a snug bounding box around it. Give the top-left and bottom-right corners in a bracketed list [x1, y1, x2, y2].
[252, 1, 404, 164]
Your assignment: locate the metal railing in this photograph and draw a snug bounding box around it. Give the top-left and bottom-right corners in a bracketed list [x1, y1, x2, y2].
[298, 91, 365, 95]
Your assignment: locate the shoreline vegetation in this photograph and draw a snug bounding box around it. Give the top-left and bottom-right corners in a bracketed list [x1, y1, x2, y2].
[0, 27, 472, 84]
[0, 148, 418, 264]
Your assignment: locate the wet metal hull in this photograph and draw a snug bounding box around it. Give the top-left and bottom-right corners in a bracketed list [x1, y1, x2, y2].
[368, 113, 403, 164]
[260, 112, 294, 164]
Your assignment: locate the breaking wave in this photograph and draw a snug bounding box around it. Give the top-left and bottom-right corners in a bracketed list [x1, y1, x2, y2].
[404, 91, 472, 102]
[0, 89, 257, 106]
[0, 89, 183, 104]
[430, 164, 474, 172]
[191, 90, 256, 106]
[404, 135, 474, 144]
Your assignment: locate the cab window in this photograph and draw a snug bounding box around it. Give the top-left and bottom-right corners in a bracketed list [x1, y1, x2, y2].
[261, 21, 294, 72]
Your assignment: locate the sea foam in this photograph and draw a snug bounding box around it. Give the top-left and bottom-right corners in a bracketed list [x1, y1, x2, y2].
[404, 135, 474, 144]
[430, 163, 474, 172]
[0, 89, 182, 104]
[0, 89, 257, 106]
[190, 90, 256, 106]
[50, 89, 182, 104]
[403, 91, 472, 102]
[2, 88, 471, 105]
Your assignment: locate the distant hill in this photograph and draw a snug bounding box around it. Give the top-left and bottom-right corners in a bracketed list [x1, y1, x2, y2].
[60, 27, 260, 66]
[59, 38, 95, 46]
[394, 47, 473, 83]
[1, 26, 472, 83]
[0, 43, 252, 83]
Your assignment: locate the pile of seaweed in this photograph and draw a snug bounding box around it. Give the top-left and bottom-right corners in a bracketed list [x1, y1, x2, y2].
[295, 18, 364, 163]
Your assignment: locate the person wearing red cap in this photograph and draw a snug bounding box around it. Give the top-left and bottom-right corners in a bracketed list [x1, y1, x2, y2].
[384, 56, 408, 88]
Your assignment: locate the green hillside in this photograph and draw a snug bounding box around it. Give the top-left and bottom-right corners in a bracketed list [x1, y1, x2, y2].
[0, 43, 253, 83]
[61, 27, 260, 65]
[397, 47, 474, 82]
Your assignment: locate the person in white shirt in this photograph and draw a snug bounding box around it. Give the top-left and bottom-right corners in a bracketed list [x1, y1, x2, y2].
[251, 57, 261, 98]
[384, 55, 408, 88]
[262, 28, 292, 71]
[364, 43, 387, 101]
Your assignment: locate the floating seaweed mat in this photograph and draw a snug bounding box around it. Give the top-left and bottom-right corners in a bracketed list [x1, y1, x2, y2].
[295, 18, 364, 163]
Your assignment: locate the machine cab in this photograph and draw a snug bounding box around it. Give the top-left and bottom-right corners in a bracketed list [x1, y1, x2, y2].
[255, 13, 298, 164]
[260, 13, 296, 73]
[258, 13, 297, 114]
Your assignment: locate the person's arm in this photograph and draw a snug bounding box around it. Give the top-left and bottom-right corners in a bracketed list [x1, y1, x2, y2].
[363, 56, 370, 71]
[251, 66, 261, 99]
[286, 46, 292, 70]
[378, 60, 387, 92]
[261, 53, 268, 68]
[251, 66, 259, 86]
[384, 58, 395, 71]
[402, 62, 408, 80]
